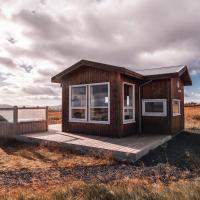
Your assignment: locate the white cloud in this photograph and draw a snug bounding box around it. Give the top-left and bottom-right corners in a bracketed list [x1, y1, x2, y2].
[0, 0, 199, 105]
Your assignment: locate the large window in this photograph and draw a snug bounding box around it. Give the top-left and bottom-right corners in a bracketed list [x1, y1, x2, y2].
[172, 99, 181, 116]
[123, 83, 135, 124]
[69, 85, 87, 121]
[142, 99, 167, 116]
[69, 83, 110, 124]
[89, 83, 109, 123]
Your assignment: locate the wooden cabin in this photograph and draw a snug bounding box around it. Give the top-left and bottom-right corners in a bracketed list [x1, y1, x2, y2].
[52, 60, 192, 137]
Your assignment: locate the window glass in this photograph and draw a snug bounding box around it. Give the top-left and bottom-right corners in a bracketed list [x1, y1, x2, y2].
[123, 83, 135, 123]
[71, 109, 85, 119]
[71, 86, 86, 107]
[142, 99, 167, 116]
[90, 84, 108, 107]
[145, 102, 164, 113]
[70, 85, 87, 120]
[124, 109, 133, 120]
[90, 108, 108, 121]
[124, 84, 133, 107]
[173, 100, 180, 115]
[90, 84, 109, 122]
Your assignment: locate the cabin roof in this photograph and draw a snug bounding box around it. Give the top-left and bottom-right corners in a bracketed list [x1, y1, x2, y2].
[52, 59, 192, 86]
[134, 65, 185, 76]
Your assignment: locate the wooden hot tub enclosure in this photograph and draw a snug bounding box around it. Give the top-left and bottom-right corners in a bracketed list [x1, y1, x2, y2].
[0, 106, 48, 139]
[52, 60, 192, 137]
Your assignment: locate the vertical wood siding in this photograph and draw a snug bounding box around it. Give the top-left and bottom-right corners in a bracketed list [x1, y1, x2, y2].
[141, 79, 171, 134]
[0, 107, 48, 139]
[170, 77, 184, 134]
[0, 123, 15, 139]
[62, 67, 125, 137]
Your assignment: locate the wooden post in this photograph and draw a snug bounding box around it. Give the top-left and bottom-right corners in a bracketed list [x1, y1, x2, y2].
[46, 106, 48, 131]
[13, 106, 18, 136]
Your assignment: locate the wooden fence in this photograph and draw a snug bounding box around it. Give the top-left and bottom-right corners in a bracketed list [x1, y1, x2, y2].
[0, 106, 48, 139]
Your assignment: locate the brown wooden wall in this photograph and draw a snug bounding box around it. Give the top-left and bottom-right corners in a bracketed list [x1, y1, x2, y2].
[0, 122, 15, 139]
[0, 121, 47, 139]
[16, 121, 47, 135]
[62, 66, 124, 137]
[141, 79, 171, 134]
[62, 67, 185, 137]
[170, 77, 184, 134]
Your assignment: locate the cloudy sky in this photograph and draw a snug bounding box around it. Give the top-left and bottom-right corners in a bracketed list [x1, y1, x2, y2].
[0, 0, 199, 106]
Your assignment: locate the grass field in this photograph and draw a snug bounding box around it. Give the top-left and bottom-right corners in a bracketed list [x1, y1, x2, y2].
[185, 106, 200, 130]
[48, 111, 62, 125]
[0, 106, 199, 199]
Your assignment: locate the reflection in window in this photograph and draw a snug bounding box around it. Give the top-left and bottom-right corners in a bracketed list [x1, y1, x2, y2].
[123, 83, 135, 123]
[90, 84, 109, 122]
[71, 86, 86, 107]
[173, 100, 181, 116]
[70, 85, 87, 121]
[71, 109, 85, 119]
[142, 99, 167, 116]
[90, 108, 108, 121]
[145, 102, 164, 113]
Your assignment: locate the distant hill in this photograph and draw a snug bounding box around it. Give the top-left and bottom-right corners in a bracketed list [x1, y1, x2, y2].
[0, 104, 13, 108]
[185, 102, 200, 107]
[48, 105, 62, 112]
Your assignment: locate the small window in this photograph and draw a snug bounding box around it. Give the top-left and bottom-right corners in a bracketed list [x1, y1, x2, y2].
[123, 83, 135, 123]
[172, 99, 181, 116]
[142, 99, 167, 116]
[89, 83, 109, 123]
[69, 85, 87, 121]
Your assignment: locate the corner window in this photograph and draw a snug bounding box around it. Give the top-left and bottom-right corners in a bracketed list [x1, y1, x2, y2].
[69, 85, 87, 121]
[172, 99, 181, 116]
[123, 83, 135, 123]
[69, 82, 110, 124]
[142, 99, 167, 116]
[89, 83, 109, 123]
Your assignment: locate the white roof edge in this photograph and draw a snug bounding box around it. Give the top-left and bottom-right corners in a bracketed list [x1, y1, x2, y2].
[130, 65, 186, 76]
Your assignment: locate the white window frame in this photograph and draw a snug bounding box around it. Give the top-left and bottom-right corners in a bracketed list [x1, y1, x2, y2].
[142, 99, 167, 117]
[123, 82, 135, 124]
[69, 82, 110, 124]
[172, 99, 181, 116]
[89, 82, 110, 124]
[69, 84, 87, 122]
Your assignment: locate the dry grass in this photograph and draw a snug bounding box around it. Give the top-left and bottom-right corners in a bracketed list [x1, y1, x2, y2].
[185, 106, 200, 130]
[0, 143, 110, 171]
[48, 111, 62, 125]
[1, 179, 200, 200]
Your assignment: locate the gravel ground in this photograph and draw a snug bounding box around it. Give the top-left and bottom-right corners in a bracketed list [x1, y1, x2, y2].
[0, 163, 197, 187]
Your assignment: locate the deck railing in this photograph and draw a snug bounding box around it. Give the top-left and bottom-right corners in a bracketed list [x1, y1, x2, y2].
[0, 106, 48, 139]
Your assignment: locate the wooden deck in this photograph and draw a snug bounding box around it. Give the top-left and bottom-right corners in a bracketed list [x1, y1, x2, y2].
[16, 124, 172, 162]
